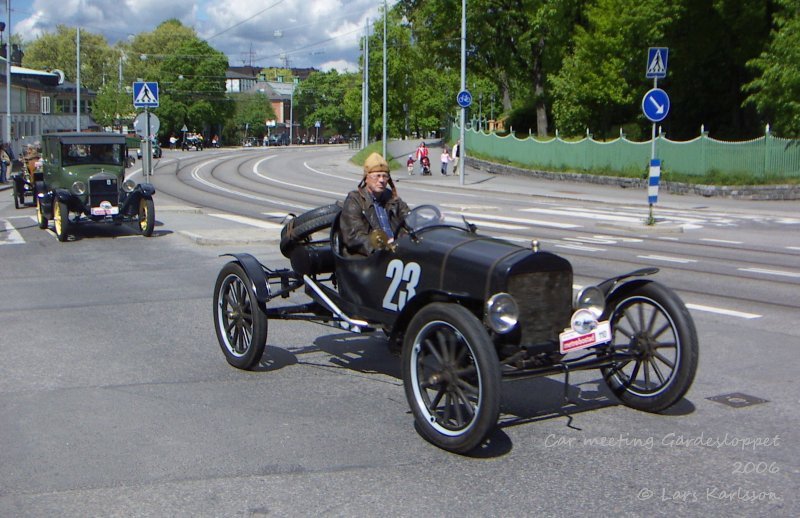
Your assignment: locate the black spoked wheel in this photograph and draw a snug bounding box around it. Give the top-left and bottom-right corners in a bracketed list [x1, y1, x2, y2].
[36, 197, 49, 229]
[53, 199, 69, 242]
[213, 261, 267, 370]
[138, 197, 155, 236]
[601, 281, 698, 412]
[402, 303, 500, 454]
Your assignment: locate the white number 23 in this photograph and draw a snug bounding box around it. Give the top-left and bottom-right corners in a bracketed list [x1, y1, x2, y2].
[382, 259, 421, 311]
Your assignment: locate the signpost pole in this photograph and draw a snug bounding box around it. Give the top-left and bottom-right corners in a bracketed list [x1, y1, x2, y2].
[643, 48, 669, 226]
[144, 108, 152, 182]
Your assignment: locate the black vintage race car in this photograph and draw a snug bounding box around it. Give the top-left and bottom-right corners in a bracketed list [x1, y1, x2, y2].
[213, 204, 699, 453]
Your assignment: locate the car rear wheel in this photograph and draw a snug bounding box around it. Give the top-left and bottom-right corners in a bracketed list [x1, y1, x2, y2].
[54, 199, 69, 242]
[213, 261, 268, 370]
[601, 281, 698, 412]
[402, 303, 500, 454]
[36, 197, 48, 229]
[139, 197, 155, 236]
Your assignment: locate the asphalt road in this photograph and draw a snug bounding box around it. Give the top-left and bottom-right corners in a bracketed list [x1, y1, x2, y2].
[0, 146, 797, 517]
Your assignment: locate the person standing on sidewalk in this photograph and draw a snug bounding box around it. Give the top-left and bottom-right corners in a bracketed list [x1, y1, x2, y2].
[440, 145, 451, 175]
[451, 139, 461, 176]
[0, 144, 10, 183]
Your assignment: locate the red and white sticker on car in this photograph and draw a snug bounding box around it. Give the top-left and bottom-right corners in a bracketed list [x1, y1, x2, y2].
[90, 201, 119, 216]
[559, 321, 611, 354]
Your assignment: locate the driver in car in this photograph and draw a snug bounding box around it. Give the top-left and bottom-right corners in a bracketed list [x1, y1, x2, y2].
[341, 152, 410, 256]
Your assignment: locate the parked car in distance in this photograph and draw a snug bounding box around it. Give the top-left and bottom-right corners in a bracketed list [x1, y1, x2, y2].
[269, 133, 290, 146]
[136, 138, 162, 159]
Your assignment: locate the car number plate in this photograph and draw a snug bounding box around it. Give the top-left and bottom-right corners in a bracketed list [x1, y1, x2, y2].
[91, 206, 119, 216]
[559, 320, 611, 354]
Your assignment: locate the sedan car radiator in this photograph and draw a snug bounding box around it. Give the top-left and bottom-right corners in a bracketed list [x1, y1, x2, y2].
[89, 177, 119, 207]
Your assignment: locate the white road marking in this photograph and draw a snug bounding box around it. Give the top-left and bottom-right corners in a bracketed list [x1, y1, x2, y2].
[685, 303, 762, 319]
[787, 246, 800, 251]
[459, 211, 581, 229]
[253, 158, 345, 198]
[738, 267, 800, 279]
[637, 254, 698, 264]
[209, 213, 283, 229]
[556, 243, 606, 252]
[1, 220, 25, 244]
[521, 206, 643, 223]
[190, 157, 306, 210]
[700, 238, 743, 244]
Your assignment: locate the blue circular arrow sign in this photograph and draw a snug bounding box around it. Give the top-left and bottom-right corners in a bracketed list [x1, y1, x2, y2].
[457, 90, 473, 108]
[642, 88, 670, 122]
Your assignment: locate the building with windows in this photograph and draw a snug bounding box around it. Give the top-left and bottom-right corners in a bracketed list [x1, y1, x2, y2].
[0, 56, 97, 157]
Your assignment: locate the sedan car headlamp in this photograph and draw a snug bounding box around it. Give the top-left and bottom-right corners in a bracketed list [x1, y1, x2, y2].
[71, 181, 87, 196]
[575, 286, 605, 319]
[122, 179, 136, 193]
[485, 292, 519, 334]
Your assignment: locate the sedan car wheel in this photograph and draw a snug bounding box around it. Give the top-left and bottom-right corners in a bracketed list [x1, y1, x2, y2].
[213, 261, 268, 370]
[54, 199, 69, 242]
[601, 282, 698, 412]
[36, 197, 49, 229]
[138, 197, 155, 236]
[402, 303, 500, 454]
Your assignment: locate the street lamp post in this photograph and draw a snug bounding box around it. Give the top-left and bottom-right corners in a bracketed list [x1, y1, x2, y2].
[459, 0, 466, 186]
[4, 0, 10, 146]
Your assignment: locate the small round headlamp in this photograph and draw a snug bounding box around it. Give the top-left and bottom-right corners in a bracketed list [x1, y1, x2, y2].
[71, 181, 87, 196]
[485, 292, 519, 334]
[575, 286, 605, 319]
[122, 179, 136, 193]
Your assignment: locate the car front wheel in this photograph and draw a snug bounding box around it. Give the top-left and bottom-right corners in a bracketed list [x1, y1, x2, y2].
[36, 197, 49, 229]
[402, 303, 500, 454]
[139, 197, 155, 236]
[54, 199, 69, 242]
[601, 281, 698, 412]
[213, 261, 268, 370]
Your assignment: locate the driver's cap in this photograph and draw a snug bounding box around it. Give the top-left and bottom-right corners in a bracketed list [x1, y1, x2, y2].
[363, 152, 390, 176]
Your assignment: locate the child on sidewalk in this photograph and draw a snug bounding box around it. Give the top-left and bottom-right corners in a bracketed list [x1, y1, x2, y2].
[406, 154, 415, 175]
[440, 146, 451, 176]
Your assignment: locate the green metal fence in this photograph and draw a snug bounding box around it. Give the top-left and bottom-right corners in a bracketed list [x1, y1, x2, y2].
[460, 126, 800, 178]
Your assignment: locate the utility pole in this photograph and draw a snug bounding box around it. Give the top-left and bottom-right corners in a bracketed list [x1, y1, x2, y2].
[459, 0, 466, 186]
[76, 27, 81, 131]
[4, 0, 11, 146]
[382, 0, 387, 159]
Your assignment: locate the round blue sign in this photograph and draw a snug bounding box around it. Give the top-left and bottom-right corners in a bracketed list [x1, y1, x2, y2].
[642, 88, 670, 122]
[457, 90, 472, 108]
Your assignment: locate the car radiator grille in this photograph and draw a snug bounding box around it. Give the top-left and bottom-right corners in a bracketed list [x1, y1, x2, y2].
[507, 271, 573, 346]
[89, 178, 119, 207]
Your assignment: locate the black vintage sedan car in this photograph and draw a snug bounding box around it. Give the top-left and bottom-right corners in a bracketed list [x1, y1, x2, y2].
[213, 204, 698, 453]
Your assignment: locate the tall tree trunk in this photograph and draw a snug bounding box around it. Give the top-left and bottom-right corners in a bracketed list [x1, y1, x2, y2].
[533, 37, 549, 137]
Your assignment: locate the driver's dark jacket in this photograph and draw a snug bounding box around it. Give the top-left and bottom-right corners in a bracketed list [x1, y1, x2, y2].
[341, 186, 410, 256]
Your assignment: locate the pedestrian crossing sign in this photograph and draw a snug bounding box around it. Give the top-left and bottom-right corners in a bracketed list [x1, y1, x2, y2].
[133, 82, 159, 108]
[646, 47, 668, 79]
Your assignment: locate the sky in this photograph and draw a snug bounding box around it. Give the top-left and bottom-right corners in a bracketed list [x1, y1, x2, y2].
[6, 0, 398, 73]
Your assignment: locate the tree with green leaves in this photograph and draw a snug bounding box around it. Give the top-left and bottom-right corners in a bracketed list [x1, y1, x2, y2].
[230, 92, 276, 142]
[22, 25, 116, 91]
[744, 0, 800, 137]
